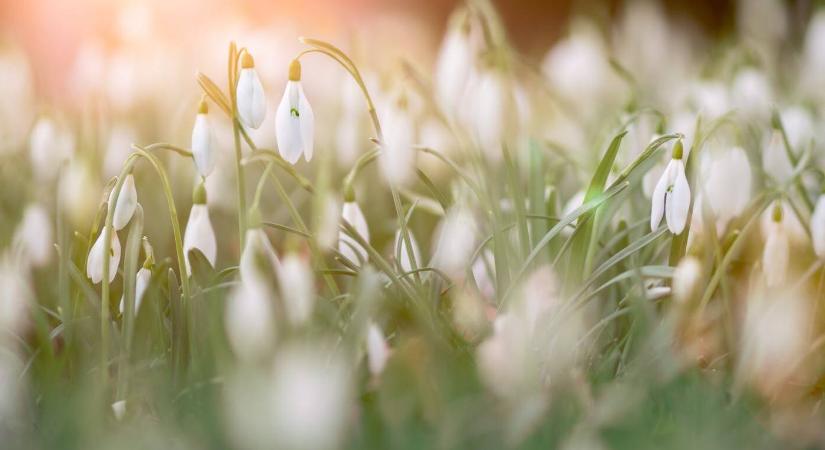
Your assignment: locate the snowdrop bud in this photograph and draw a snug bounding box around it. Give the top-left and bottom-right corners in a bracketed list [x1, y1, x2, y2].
[393, 229, 421, 273]
[470, 70, 505, 161]
[435, 14, 473, 114]
[366, 322, 390, 377]
[277, 251, 315, 326]
[191, 99, 215, 177]
[762, 130, 793, 184]
[379, 94, 416, 185]
[225, 276, 276, 362]
[276, 59, 315, 164]
[811, 195, 825, 259]
[650, 140, 691, 234]
[182, 183, 217, 275]
[240, 227, 281, 285]
[110, 173, 137, 230]
[29, 116, 75, 181]
[704, 147, 752, 233]
[432, 206, 477, 276]
[236, 52, 266, 129]
[119, 267, 151, 316]
[13, 204, 52, 267]
[86, 228, 121, 284]
[762, 203, 789, 287]
[339, 201, 369, 265]
[672, 256, 702, 303]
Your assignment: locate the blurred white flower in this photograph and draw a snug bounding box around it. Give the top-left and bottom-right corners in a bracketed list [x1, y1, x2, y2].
[110, 173, 138, 231]
[801, 11, 825, 99]
[103, 124, 137, 178]
[762, 203, 789, 287]
[183, 201, 217, 275]
[269, 345, 352, 450]
[702, 146, 751, 233]
[119, 267, 151, 316]
[465, 69, 505, 161]
[111, 400, 127, 421]
[315, 195, 341, 251]
[366, 322, 390, 377]
[29, 116, 75, 182]
[59, 159, 99, 228]
[689, 81, 729, 119]
[191, 99, 216, 178]
[379, 94, 416, 185]
[672, 256, 702, 303]
[779, 106, 814, 151]
[339, 201, 369, 266]
[393, 229, 421, 273]
[0, 254, 32, 334]
[650, 142, 690, 234]
[13, 204, 52, 268]
[731, 68, 772, 120]
[435, 15, 473, 114]
[431, 206, 477, 276]
[812, 195, 825, 259]
[225, 276, 276, 362]
[762, 130, 793, 184]
[236, 52, 267, 130]
[240, 227, 281, 287]
[276, 59, 314, 164]
[86, 228, 120, 284]
[471, 250, 496, 301]
[277, 251, 315, 326]
[760, 199, 807, 244]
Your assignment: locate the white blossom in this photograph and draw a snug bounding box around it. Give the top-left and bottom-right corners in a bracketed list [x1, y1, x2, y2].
[183, 203, 217, 275]
[276, 60, 314, 164]
[650, 142, 691, 234]
[86, 228, 121, 284]
[110, 173, 138, 230]
[236, 52, 267, 129]
[339, 201, 369, 265]
[191, 100, 216, 177]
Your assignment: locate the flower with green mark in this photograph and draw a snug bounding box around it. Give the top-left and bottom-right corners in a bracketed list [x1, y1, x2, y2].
[650, 139, 690, 234]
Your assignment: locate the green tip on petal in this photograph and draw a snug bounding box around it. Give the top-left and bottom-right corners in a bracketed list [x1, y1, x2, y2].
[671, 139, 684, 160]
[193, 182, 208, 205]
[772, 203, 783, 222]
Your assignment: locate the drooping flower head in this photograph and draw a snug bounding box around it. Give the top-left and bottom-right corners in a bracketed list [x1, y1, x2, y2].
[236, 51, 266, 129]
[110, 172, 138, 231]
[191, 98, 216, 177]
[650, 139, 691, 234]
[87, 227, 121, 284]
[276, 59, 314, 164]
[183, 182, 217, 275]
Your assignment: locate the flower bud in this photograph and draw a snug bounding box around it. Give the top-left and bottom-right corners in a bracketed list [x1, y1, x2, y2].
[276, 59, 314, 164]
[191, 99, 216, 177]
[182, 185, 217, 275]
[339, 201, 369, 266]
[110, 173, 138, 230]
[236, 52, 267, 129]
[86, 228, 121, 284]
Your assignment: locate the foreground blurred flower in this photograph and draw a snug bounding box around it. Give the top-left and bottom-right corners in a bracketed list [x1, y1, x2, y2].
[0, 254, 32, 334]
[762, 203, 789, 287]
[110, 173, 138, 230]
[29, 116, 74, 181]
[59, 159, 99, 228]
[672, 256, 702, 303]
[379, 94, 416, 185]
[650, 140, 690, 234]
[191, 99, 216, 177]
[702, 146, 751, 233]
[119, 266, 151, 316]
[812, 194, 825, 258]
[277, 250, 315, 326]
[339, 199, 369, 265]
[183, 183, 217, 274]
[86, 228, 120, 284]
[276, 59, 314, 164]
[432, 206, 477, 276]
[435, 12, 473, 114]
[236, 51, 266, 129]
[13, 204, 52, 267]
[366, 322, 390, 377]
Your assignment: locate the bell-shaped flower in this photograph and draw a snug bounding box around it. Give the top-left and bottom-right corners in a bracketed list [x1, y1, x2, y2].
[762, 130, 794, 184]
[110, 173, 138, 230]
[240, 226, 281, 287]
[811, 194, 825, 259]
[393, 229, 421, 273]
[762, 203, 789, 287]
[87, 227, 121, 284]
[702, 146, 751, 233]
[366, 321, 390, 377]
[434, 13, 473, 114]
[277, 250, 315, 326]
[182, 183, 217, 275]
[236, 51, 266, 129]
[29, 116, 75, 182]
[338, 200, 369, 266]
[119, 267, 151, 316]
[431, 205, 477, 276]
[13, 203, 53, 267]
[275, 59, 314, 164]
[225, 273, 276, 362]
[650, 140, 691, 234]
[191, 99, 215, 177]
[378, 94, 416, 186]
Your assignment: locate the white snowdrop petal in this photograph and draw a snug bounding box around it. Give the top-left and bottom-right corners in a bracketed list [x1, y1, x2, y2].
[276, 81, 307, 164]
[236, 68, 266, 129]
[183, 204, 217, 275]
[191, 114, 215, 177]
[649, 161, 671, 231]
[666, 161, 690, 235]
[112, 174, 138, 230]
[339, 202, 369, 265]
[366, 322, 390, 376]
[298, 85, 315, 162]
[812, 196, 825, 258]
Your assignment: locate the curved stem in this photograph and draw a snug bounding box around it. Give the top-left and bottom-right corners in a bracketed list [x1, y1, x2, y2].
[242, 148, 315, 193]
[143, 143, 194, 158]
[252, 162, 275, 210]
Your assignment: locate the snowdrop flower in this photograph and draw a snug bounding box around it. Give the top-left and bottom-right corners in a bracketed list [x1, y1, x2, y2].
[731, 68, 772, 120]
[277, 251, 315, 326]
[435, 13, 473, 114]
[465, 69, 505, 160]
[236, 51, 266, 129]
[762, 130, 793, 184]
[111, 400, 127, 421]
[240, 226, 281, 286]
[191, 99, 215, 177]
[87, 228, 120, 284]
[59, 159, 99, 228]
[29, 116, 75, 181]
[379, 94, 416, 185]
[393, 229, 421, 273]
[366, 322, 390, 377]
[225, 275, 275, 362]
[432, 206, 477, 276]
[703, 147, 751, 233]
[650, 140, 691, 234]
[182, 183, 217, 275]
[672, 256, 702, 303]
[812, 195, 825, 259]
[339, 199, 369, 265]
[110, 173, 138, 230]
[103, 124, 136, 177]
[762, 203, 789, 287]
[779, 106, 814, 151]
[276, 59, 314, 164]
[471, 250, 496, 301]
[119, 267, 151, 316]
[0, 255, 33, 334]
[13, 204, 52, 267]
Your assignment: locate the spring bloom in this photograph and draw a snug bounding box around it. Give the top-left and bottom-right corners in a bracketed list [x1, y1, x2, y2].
[119, 267, 151, 316]
[393, 229, 421, 273]
[379, 94, 416, 185]
[650, 140, 690, 234]
[110, 173, 138, 230]
[762, 203, 789, 287]
[702, 147, 751, 233]
[191, 99, 215, 178]
[87, 228, 121, 284]
[236, 51, 266, 129]
[277, 251, 315, 326]
[13, 204, 53, 267]
[225, 276, 275, 362]
[434, 13, 473, 114]
[240, 226, 281, 286]
[366, 322, 390, 377]
[672, 256, 702, 303]
[182, 183, 217, 275]
[432, 206, 477, 276]
[812, 195, 825, 258]
[29, 116, 75, 181]
[276, 59, 314, 164]
[339, 199, 369, 265]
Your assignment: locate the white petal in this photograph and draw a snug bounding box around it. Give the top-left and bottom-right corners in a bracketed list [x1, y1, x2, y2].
[379, 103, 415, 185]
[763, 225, 789, 287]
[236, 68, 267, 129]
[86, 229, 120, 284]
[191, 114, 215, 177]
[183, 204, 217, 275]
[666, 161, 690, 234]
[112, 174, 138, 230]
[366, 322, 390, 376]
[275, 82, 305, 164]
[14, 204, 53, 267]
[339, 202, 369, 265]
[277, 253, 315, 325]
[811, 196, 825, 258]
[119, 267, 152, 315]
[650, 160, 672, 231]
[298, 85, 315, 162]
